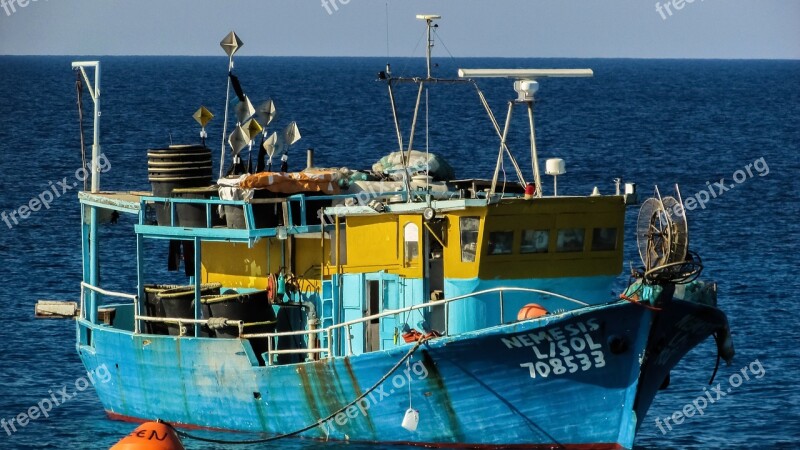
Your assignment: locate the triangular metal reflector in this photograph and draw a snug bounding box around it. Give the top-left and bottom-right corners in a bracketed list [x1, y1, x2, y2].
[234, 95, 255, 123]
[257, 100, 277, 127]
[220, 31, 243, 58]
[263, 132, 278, 158]
[244, 118, 263, 140]
[228, 125, 249, 156]
[283, 121, 301, 146]
[192, 106, 213, 127]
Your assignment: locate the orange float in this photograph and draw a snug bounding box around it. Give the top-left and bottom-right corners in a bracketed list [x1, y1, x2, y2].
[517, 303, 549, 321]
[110, 421, 185, 450]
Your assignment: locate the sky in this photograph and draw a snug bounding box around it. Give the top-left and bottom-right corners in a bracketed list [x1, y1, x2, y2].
[0, 0, 798, 59]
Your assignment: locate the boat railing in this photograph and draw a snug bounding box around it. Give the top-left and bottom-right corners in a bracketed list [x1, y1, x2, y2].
[244, 286, 591, 364]
[80, 281, 592, 364]
[80, 281, 139, 330]
[137, 190, 412, 241]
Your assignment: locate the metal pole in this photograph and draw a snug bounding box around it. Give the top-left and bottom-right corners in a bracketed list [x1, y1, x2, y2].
[91, 63, 101, 193]
[219, 57, 233, 179]
[71, 61, 101, 192]
[527, 101, 542, 197]
[405, 82, 425, 165]
[387, 81, 404, 153]
[327, 328, 333, 359]
[490, 102, 514, 196]
[474, 85, 527, 186]
[89, 206, 98, 325]
[425, 19, 433, 79]
[499, 290, 505, 325]
[194, 237, 202, 337]
[136, 234, 144, 334]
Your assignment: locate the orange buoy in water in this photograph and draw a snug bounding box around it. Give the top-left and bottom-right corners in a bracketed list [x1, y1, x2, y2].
[517, 303, 548, 321]
[110, 421, 185, 450]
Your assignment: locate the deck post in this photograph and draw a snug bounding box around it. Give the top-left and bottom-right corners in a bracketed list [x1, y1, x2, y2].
[193, 237, 202, 337]
[499, 290, 505, 325]
[135, 233, 144, 334]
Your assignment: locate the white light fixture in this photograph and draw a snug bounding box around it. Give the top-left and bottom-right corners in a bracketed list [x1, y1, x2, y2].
[545, 158, 566, 196]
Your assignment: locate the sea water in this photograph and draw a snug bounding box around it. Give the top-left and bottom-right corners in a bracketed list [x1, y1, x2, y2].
[0, 56, 797, 449]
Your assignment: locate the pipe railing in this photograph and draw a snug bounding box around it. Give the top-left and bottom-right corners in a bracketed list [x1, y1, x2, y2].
[80, 281, 138, 331]
[135, 315, 245, 337]
[81, 283, 593, 363]
[244, 286, 591, 361]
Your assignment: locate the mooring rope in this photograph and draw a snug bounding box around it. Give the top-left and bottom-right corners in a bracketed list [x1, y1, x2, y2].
[167, 337, 429, 445]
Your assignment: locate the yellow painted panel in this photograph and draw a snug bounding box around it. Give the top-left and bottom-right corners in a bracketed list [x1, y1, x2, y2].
[396, 214, 423, 278]
[442, 208, 486, 279]
[201, 240, 279, 289]
[294, 235, 330, 280]
[203, 237, 328, 290]
[436, 196, 627, 279]
[344, 215, 400, 268]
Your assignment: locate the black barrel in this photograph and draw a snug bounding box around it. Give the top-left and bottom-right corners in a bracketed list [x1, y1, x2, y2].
[202, 290, 276, 364]
[172, 186, 223, 228]
[148, 145, 213, 226]
[155, 283, 222, 336]
[143, 284, 184, 335]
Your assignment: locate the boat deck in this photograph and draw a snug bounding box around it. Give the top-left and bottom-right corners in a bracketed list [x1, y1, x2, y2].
[78, 191, 149, 214]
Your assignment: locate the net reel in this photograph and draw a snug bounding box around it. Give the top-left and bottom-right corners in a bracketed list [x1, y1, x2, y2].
[635, 186, 702, 284]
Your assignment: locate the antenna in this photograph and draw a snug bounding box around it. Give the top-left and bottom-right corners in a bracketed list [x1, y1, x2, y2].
[416, 14, 440, 79]
[458, 68, 593, 198]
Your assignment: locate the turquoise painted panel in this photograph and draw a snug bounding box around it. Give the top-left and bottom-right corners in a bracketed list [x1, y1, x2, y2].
[341, 273, 365, 355]
[444, 276, 616, 335]
[79, 301, 660, 447]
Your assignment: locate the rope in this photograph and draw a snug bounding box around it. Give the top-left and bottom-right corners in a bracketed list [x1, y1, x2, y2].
[707, 332, 722, 385]
[169, 337, 429, 445]
[619, 293, 662, 312]
[432, 28, 460, 67]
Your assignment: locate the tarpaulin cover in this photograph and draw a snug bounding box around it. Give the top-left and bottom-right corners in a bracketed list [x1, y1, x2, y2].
[239, 169, 340, 194]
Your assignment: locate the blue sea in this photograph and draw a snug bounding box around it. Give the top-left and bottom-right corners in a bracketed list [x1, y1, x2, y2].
[0, 56, 798, 449]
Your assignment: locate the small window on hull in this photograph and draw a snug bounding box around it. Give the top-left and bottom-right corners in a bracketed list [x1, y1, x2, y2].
[592, 227, 618, 251]
[556, 228, 585, 252]
[404, 223, 419, 263]
[460, 217, 480, 262]
[521, 230, 550, 254]
[488, 231, 514, 255]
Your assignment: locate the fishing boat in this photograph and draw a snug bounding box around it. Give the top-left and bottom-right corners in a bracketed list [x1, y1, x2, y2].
[48, 15, 735, 449]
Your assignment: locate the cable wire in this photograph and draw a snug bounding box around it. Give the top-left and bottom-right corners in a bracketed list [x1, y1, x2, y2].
[169, 338, 429, 445]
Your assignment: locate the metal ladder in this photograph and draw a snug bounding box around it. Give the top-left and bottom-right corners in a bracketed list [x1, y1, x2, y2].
[319, 278, 335, 352]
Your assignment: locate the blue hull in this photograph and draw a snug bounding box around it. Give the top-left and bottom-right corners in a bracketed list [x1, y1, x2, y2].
[78, 301, 664, 448]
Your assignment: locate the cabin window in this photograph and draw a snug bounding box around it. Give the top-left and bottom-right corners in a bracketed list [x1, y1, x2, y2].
[521, 229, 550, 254]
[556, 228, 585, 252]
[460, 217, 480, 262]
[592, 227, 618, 251]
[404, 222, 419, 263]
[488, 231, 514, 255]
